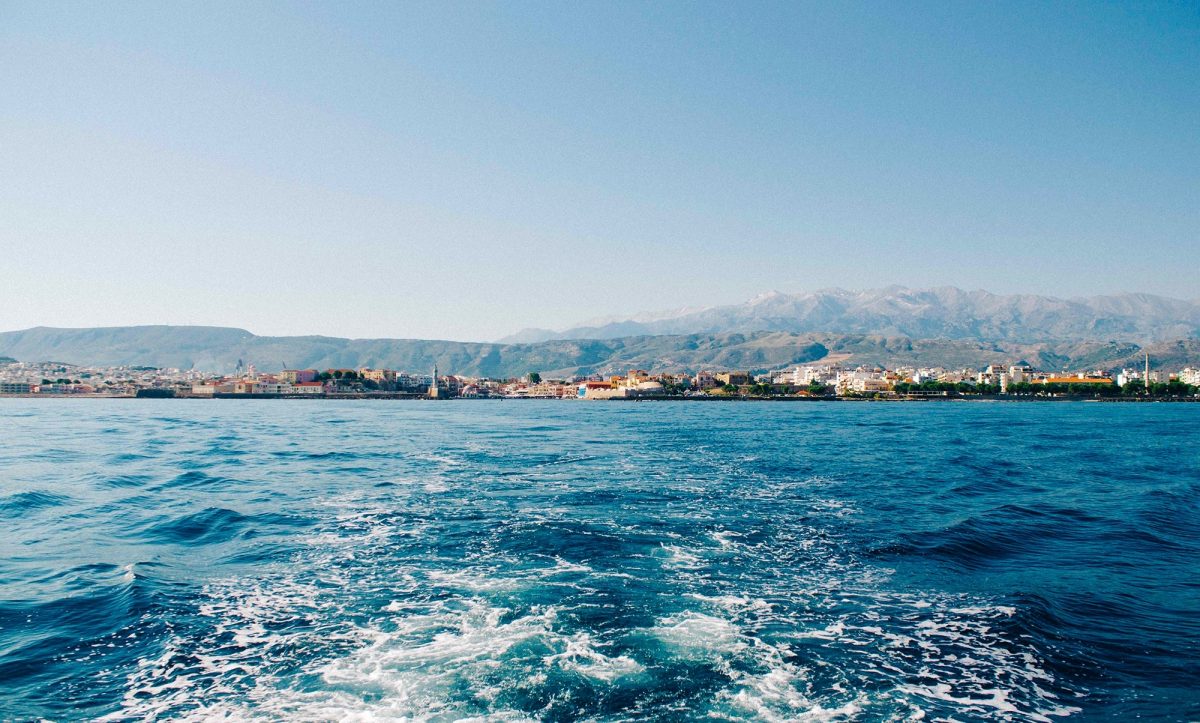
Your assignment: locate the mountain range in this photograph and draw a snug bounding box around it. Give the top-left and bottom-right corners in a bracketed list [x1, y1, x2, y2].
[3, 286, 1198, 376]
[2, 328, 1198, 379]
[500, 286, 1200, 344]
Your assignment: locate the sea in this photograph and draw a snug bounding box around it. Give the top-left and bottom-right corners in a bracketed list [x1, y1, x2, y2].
[1, 399, 1197, 721]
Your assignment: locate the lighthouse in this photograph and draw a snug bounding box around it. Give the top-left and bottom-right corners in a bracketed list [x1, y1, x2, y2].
[429, 364, 440, 399]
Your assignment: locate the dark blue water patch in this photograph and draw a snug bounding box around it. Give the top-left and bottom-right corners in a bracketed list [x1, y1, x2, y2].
[138, 508, 313, 546]
[0, 567, 187, 720]
[147, 416, 205, 427]
[299, 450, 362, 461]
[18, 562, 135, 598]
[96, 473, 153, 489]
[490, 518, 659, 570]
[549, 487, 685, 510]
[1023, 589, 1200, 714]
[880, 503, 1109, 570]
[153, 469, 232, 490]
[70, 494, 159, 521]
[32, 447, 90, 463]
[138, 507, 248, 544]
[0, 572, 152, 671]
[328, 465, 380, 475]
[1091, 523, 1190, 557]
[239, 515, 317, 540]
[199, 448, 249, 464]
[174, 456, 213, 470]
[884, 501, 1196, 579]
[1135, 484, 1200, 541]
[106, 451, 153, 464]
[0, 490, 71, 518]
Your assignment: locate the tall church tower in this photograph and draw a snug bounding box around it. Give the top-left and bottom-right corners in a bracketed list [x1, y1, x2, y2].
[429, 364, 440, 398]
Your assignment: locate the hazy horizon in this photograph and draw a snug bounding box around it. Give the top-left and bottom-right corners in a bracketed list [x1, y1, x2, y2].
[3, 2, 1196, 341]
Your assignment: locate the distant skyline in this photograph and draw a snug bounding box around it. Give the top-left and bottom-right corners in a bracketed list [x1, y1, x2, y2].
[2, 2, 1197, 342]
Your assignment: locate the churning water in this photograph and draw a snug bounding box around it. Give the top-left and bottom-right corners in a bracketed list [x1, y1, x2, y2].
[1, 400, 1197, 721]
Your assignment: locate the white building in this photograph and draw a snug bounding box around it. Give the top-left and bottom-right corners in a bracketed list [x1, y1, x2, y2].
[977, 365, 1011, 385]
[635, 381, 665, 394]
[256, 383, 293, 395]
[577, 383, 635, 400]
[789, 365, 837, 386]
[1008, 365, 1032, 384]
[911, 368, 944, 384]
[851, 378, 892, 393]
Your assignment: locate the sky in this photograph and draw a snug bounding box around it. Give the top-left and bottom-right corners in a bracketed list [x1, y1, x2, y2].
[2, 1, 1197, 341]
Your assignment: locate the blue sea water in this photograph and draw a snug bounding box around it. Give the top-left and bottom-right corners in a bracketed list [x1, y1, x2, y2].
[1, 400, 1197, 721]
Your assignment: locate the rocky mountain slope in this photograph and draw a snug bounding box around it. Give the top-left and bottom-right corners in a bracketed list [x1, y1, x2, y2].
[3, 326, 1197, 378]
[501, 287, 1200, 344]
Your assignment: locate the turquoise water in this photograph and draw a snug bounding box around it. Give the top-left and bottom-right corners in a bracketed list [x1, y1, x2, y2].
[1, 400, 1197, 720]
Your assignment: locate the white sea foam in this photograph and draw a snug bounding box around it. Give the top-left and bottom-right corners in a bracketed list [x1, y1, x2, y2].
[686, 592, 773, 614]
[108, 479, 1083, 723]
[661, 543, 704, 570]
[423, 478, 450, 493]
[652, 611, 744, 660]
[425, 569, 522, 593]
[543, 631, 644, 682]
[710, 529, 743, 549]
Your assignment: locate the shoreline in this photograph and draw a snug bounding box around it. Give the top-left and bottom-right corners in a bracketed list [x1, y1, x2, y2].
[2, 394, 1197, 403]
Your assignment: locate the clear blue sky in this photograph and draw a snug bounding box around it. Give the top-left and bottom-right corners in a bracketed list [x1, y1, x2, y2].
[2, 1, 1196, 341]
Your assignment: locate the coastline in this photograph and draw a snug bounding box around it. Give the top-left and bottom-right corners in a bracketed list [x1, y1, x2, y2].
[2, 394, 1196, 403]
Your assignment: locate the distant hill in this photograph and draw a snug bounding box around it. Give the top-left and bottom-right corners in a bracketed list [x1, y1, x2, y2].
[2, 326, 1197, 377]
[0, 326, 826, 377]
[0, 326, 256, 369]
[500, 287, 1200, 344]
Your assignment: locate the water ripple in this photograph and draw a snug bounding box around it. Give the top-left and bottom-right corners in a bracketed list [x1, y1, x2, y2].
[0, 399, 1196, 720]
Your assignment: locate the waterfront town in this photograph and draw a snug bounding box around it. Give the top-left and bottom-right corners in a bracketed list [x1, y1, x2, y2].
[1, 357, 1198, 400]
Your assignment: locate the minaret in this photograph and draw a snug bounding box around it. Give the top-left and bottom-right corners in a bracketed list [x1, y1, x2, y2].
[429, 364, 440, 398]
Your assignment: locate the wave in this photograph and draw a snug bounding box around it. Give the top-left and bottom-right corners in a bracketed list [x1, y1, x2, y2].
[0, 490, 71, 518]
[137, 508, 312, 546]
[0, 561, 168, 720]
